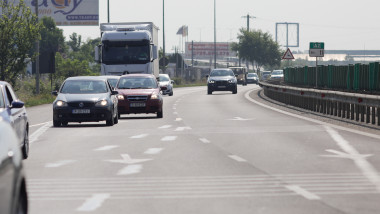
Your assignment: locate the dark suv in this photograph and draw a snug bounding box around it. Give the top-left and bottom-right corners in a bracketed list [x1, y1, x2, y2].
[207, 69, 238, 94]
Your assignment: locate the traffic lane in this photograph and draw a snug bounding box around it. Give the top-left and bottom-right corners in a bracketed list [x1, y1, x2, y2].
[174, 85, 380, 211]
[26, 114, 342, 214]
[26, 104, 52, 133]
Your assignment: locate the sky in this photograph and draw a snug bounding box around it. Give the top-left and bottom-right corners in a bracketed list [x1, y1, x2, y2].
[59, 0, 380, 53]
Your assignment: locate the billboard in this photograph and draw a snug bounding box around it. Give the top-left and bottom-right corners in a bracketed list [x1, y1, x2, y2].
[6, 0, 99, 26]
[185, 42, 236, 60]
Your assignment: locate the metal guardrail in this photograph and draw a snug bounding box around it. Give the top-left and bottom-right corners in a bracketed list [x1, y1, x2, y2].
[259, 81, 380, 126]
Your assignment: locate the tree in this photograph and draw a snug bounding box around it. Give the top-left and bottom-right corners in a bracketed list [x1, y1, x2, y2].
[40, 17, 64, 54]
[0, 0, 42, 85]
[67, 33, 82, 52]
[231, 29, 282, 71]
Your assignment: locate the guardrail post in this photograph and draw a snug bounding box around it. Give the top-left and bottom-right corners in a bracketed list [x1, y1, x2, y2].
[366, 106, 370, 123]
[337, 102, 341, 117]
[372, 106, 376, 125]
[361, 105, 365, 122]
[351, 103, 355, 120]
[342, 102, 346, 118]
[356, 104, 360, 121]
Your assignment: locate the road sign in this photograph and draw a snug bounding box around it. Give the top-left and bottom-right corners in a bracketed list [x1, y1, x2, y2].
[309, 42, 324, 57]
[282, 48, 295, 60]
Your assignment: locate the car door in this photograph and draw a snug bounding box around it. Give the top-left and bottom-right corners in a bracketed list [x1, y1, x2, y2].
[4, 85, 25, 144]
[0, 127, 16, 214]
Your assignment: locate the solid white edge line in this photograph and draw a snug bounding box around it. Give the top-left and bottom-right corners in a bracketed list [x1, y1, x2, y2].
[285, 185, 321, 200]
[30, 122, 50, 128]
[76, 193, 110, 212]
[244, 89, 380, 140]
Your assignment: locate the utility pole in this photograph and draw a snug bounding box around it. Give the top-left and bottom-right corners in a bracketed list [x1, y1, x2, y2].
[35, 0, 40, 94]
[241, 13, 256, 31]
[107, 0, 110, 23]
[162, 0, 166, 72]
[213, 0, 217, 69]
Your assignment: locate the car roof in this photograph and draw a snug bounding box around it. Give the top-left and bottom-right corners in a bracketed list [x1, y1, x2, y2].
[0, 81, 11, 86]
[65, 76, 108, 81]
[120, 74, 156, 78]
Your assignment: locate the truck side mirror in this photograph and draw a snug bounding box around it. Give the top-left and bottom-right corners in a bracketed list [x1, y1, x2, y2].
[94, 45, 101, 62]
[153, 45, 158, 60]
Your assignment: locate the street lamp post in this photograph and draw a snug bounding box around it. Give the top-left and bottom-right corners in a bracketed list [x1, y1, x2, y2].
[163, 0, 166, 72]
[107, 0, 110, 23]
[214, 0, 216, 69]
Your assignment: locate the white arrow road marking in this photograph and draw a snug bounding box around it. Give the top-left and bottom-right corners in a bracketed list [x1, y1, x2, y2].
[324, 125, 380, 192]
[161, 136, 177, 141]
[118, 164, 143, 175]
[144, 148, 164, 155]
[321, 149, 373, 159]
[94, 145, 119, 151]
[130, 134, 148, 139]
[228, 155, 247, 162]
[175, 126, 192, 131]
[76, 193, 110, 212]
[45, 160, 76, 168]
[228, 117, 253, 121]
[285, 185, 320, 200]
[30, 121, 51, 144]
[175, 118, 182, 121]
[158, 125, 172, 129]
[199, 138, 210, 143]
[106, 154, 152, 164]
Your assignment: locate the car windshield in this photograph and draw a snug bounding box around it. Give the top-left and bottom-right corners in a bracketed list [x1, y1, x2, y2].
[272, 70, 283, 75]
[248, 73, 257, 77]
[61, 80, 108, 94]
[117, 77, 157, 89]
[0, 88, 4, 108]
[159, 75, 170, 82]
[210, 69, 234, 77]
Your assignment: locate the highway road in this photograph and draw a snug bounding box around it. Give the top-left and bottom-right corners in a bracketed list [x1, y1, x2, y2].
[25, 85, 380, 214]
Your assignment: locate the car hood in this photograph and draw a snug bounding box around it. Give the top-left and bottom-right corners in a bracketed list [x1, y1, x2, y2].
[117, 88, 158, 96]
[56, 93, 109, 103]
[159, 81, 170, 86]
[208, 76, 235, 81]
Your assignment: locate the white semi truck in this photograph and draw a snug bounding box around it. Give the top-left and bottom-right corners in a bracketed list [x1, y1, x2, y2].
[95, 22, 159, 76]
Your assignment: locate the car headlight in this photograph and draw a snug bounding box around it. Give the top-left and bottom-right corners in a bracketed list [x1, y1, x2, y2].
[151, 93, 159, 99]
[95, 100, 108, 106]
[55, 100, 67, 107]
[208, 80, 215, 84]
[117, 95, 125, 100]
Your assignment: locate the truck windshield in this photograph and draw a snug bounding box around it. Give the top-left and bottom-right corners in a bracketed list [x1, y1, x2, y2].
[102, 41, 150, 65]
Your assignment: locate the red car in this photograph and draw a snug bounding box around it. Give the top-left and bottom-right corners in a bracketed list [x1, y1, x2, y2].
[116, 74, 163, 118]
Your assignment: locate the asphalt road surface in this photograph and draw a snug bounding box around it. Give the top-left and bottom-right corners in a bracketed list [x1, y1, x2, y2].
[25, 85, 380, 214]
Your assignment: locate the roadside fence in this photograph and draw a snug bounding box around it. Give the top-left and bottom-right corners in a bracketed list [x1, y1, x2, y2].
[284, 62, 380, 92]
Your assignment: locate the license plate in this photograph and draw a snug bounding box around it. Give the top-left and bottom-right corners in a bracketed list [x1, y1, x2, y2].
[130, 102, 146, 107]
[72, 109, 90, 114]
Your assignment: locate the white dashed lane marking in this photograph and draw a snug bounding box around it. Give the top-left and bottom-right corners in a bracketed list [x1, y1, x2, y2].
[161, 136, 177, 141]
[285, 185, 321, 200]
[199, 138, 210, 143]
[228, 155, 247, 162]
[118, 164, 143, 175]
[76, 193, 110, 212]
[130, 134, 148, 139]
[45, 160, 77, 168]
[175, 127, 191, 131]
[94, 145, 119, 151]
[144, 148, 164, 155]
[175, 118, 182, 121]
[158, 125, 172, 129]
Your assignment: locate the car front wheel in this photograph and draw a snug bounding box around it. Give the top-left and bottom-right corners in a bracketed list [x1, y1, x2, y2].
[157, 110, 163, 118]
[22, 129, 29, 159]
[106, 110, 115, 126]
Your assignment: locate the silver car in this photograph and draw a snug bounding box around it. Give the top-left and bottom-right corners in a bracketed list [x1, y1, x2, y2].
[158, 74, 174, 96]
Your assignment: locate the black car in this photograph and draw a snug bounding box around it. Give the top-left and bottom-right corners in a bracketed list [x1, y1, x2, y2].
[0, 120, 28, 214]
[0, 81, 29, 159]
[207, 69, 238, 94]
[52, 76, 119, 127]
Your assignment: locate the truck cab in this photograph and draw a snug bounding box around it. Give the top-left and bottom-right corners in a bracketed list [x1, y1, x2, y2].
[95, 23, 159, 77]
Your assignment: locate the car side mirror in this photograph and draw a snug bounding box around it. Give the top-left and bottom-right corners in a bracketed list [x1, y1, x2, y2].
[52, 91, 58, 96]
[111, 90, 119, 95]
[235, 74, 238, 77]
[11, 100, 24, 109]
[171, 80, 174, 84]
[206, 75, 209, 78]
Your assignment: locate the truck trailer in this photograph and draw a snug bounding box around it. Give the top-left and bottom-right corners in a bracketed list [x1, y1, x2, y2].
[95, 22, 159, 77]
